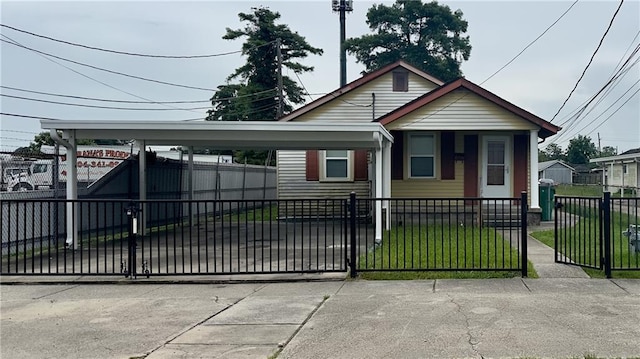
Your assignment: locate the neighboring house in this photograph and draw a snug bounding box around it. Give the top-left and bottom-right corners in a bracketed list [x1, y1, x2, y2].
[590, 148, 640, 194]
[277, 60, 560, 212]
[538, 160, 574, 184]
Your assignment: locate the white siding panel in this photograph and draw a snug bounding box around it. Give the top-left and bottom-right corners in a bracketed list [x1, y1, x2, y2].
[294, 73, 438, 123]
[277, 150, 369, 199]
[387, 89, 538, 131]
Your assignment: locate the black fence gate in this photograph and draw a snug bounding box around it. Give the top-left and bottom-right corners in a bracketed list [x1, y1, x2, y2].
[554, 193, 640, 277]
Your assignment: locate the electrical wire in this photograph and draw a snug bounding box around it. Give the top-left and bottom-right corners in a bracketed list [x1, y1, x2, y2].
[1, 93, 213, 111]
[292, 70, 315, 102]
[550, 0, 625, 123]
[546, 44, 639, 145]
[571, 79, 639, 136]
[400, 0, 581, 128]
[0, 85, 276, 104]
[0, 112, 204, 122]
[1, 37, 217, 91]
[0, 24, 276, 59]
[0, 85, 208, 104]
[582, 87, 639, 137]
[481, 0, 580, 86]
[0, 34, 201, 113]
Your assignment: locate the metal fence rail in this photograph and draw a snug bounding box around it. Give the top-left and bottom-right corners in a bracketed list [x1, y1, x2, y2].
[350, 193, 528, 276]
[554, 194, 640, 277]
[2, 194, 531, 278]
[1, 198, 347, 276]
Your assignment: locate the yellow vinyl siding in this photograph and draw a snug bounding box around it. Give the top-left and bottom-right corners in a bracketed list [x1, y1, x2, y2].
[392, 132, 465, 197]
[392, 163, 465, 197]
[293, 73, 438, 123]
[386, 89, 538, 131]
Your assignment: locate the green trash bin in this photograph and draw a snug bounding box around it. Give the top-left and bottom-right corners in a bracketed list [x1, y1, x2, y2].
[539, 179, 555, 221]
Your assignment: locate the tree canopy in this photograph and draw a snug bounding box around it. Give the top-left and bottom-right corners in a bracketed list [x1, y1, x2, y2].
[539, 143, 565, 162]
[566, 135, 598, 165]
[206, 7, 323, 122]
[344, 0, 471, 81]
[540, 139, 618, 165]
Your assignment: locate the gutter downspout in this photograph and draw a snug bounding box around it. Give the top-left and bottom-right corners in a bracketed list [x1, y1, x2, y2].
[50, 129, 78, 249]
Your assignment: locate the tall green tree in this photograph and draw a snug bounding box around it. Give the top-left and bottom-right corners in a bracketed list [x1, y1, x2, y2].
[206, 7, 323, 122]
[597, 146, 617, 158]
[344, 0, 471, 81]
[540, 143, 565, 162]
[565, 135, 597, 165]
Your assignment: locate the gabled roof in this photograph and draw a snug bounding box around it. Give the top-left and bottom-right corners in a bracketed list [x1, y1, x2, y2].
[376, 77, 561, 139]
[539, 160, 575, 172]
[279, 60, 444, 122]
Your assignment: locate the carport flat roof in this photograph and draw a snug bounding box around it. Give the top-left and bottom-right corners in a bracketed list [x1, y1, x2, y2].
[40, 120, 393, 150]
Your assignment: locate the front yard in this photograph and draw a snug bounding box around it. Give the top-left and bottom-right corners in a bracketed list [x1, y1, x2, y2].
[358, 224, 537, 279]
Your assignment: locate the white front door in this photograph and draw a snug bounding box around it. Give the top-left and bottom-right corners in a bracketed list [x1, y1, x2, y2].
[482, 135, 511, 197]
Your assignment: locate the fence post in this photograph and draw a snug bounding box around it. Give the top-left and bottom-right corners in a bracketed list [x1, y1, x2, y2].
[521, 192, 528, 278]
[349, 192, 357, 278]
[602, 191, 612, 278]
[125, 202, 138, 279]
[553, 193, 559, 263]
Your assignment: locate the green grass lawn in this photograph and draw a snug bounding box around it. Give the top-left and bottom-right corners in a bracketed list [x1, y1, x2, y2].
[358, 225, 537, 279]
[555, 184, 603, 197]
[555, 184, 636, 198]
[530, 205, 640, 278]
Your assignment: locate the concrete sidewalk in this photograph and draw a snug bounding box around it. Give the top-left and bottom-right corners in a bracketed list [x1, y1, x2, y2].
[527, 221, 590, 279]
[2, 279, 639, 359]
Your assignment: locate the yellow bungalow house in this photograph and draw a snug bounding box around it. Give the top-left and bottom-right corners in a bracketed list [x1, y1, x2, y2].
[277, 60, 561, 222]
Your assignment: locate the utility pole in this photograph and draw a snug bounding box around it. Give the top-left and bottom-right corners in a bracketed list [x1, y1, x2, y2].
[597, 132, 601, 155]
[332, 0, 353, 87]
[276, 38, 284, 119]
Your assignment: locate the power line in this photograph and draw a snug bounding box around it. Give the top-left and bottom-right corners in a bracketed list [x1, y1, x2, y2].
[0, 85, 209, 104]
[0, 112, 203, 122]
[0, 23, 249, 59]
[1, 37, 217, 92]
[548, 44, 640, 145]
[1, 93, 213, 111]
[293, 70, 315, 102]
[0, 102, 279, 122]
[0, 86, 276, 105]
[555, 46, 640, 128]
[550, 0, 625, 123]
[400, 0, 580, 128]
[583, 87, 640, 137]
[481, 0, 580, 86]
[0, 34, 201, 113]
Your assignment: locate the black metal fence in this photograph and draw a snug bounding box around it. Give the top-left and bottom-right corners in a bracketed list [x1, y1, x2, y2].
[2, 193, 530, 278]
[555, 193, 640, 277]
[349, 193, 528, 277]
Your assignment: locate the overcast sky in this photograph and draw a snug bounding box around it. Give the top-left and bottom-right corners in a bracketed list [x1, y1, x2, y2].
[1, 0, 639, 154]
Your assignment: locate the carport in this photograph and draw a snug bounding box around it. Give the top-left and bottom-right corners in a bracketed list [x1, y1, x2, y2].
[40, 120, 394, 248]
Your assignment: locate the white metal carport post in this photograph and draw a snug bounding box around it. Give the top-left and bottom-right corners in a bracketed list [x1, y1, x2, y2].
[383, 140, 391, 231]
[374, 134, 392, 243]
[65, 131, 78, 249]
[530, 129, 540, 209]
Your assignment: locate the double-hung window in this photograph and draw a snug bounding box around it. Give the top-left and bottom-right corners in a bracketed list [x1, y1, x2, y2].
[323, 150, 352, 180]
[408, 133, 435, 178]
